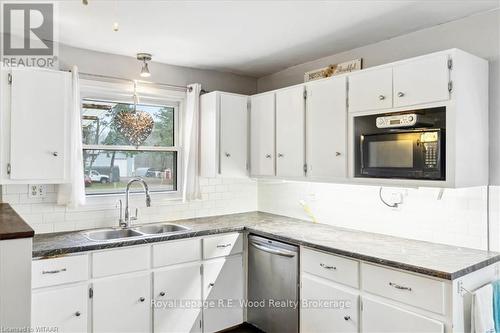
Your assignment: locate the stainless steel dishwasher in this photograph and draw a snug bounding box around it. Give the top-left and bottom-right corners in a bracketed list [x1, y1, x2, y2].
[248, 235, 299, 333]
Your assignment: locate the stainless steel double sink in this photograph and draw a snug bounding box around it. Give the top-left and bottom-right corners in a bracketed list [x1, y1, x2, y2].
[83, 223, 189, 241]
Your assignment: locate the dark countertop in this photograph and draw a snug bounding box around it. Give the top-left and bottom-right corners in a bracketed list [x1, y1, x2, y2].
[0, 203, 34, 240]
[33, 211, 500, 280]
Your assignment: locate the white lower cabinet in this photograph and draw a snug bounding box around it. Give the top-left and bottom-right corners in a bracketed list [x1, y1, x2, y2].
[362, 298, 444, 333]
[92, 273, 151, 333]
[203, 255, 244, 332]
[153, 263, 202, 333]
[301, 273, 358, 333]
[32, 284, 88, 333]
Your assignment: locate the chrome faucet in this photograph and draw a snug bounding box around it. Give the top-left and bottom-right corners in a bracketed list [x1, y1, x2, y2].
[121, 177, 151, 228]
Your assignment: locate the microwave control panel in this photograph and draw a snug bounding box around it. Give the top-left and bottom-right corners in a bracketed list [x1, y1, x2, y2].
[423, 142, 439, 169]
[376, 114, 417, 128]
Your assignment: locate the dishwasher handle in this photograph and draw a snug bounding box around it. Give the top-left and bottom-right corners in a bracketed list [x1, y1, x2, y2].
[249, 241, 297, 258]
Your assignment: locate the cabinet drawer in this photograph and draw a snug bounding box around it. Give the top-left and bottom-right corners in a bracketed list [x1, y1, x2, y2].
[93, 246, 150, 278]
[32, 255, 88, 288]
[203, 233, 242, 260]
[362, 298, 444, 333]
[153, 238, 201, 267]
[302, 248, 359, 288]
[361, 263, 446, 314]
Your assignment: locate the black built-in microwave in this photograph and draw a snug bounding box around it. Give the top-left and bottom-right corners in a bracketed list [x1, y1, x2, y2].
[354, 107, 446, 180]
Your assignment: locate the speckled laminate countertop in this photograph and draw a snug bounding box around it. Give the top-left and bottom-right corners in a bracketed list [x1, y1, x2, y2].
[32, 211, 500, 280]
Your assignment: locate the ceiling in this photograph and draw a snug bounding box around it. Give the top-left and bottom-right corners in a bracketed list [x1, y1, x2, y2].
[56, 0, 499, 77]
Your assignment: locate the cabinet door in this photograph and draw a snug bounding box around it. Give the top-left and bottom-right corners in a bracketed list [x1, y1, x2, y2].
[220, 93, 248, 177]
[93, 273, 151, 333]
[362, 298, 444, 333]
[9, 67, 70, 180]
[276, 86, 305, 178]
[301, 274, 358, 333]
[154, 263, 202, 333]
[250, 93, 275, 176]
[32, 284, 87, 333]
[348, 67, 392, 112]
[393, 55, 450, 108]
[203, 255, 243, 333]
[306, 77, 347, 179]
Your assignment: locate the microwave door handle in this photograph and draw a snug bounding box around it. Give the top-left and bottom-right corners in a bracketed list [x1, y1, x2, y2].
[360, 138, 365, 171]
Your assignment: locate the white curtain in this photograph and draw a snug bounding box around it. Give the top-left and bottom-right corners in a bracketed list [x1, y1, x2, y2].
[182, 83, 202, 202]
[57, 65, 86, 208]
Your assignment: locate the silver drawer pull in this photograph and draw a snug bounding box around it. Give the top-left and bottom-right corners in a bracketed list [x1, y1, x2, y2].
[42, 268, 67, 274]
[389, 282, 412, 291]
[320, 263, 336, 270]
[216, 243, 231, 248]
[139, 297, 145, 302]
[75, 311, 81, 317]
[209, 282, 215, 287]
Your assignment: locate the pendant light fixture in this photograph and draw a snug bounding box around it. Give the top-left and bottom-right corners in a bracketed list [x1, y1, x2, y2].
[137, 53, 152, 78]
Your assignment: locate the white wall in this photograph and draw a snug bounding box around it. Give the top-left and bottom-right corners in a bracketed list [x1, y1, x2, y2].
[257, 9, 500, 184]
[58, 44, 258, 95]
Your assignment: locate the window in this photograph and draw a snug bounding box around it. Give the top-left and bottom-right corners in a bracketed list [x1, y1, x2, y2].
[82, 99, 179, 195]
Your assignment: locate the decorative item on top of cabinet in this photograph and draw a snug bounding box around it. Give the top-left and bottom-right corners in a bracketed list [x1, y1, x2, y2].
[276, 85, 306, 178]
[200, 91, 249, 178]
[0, 67, 71, 184]
[250, 91, 275, 177]
[304, 58, 362, 82]
[305, 76, 347, 179]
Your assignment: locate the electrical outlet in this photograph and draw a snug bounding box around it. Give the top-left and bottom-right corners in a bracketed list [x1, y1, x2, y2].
[28, 185, 47, 198]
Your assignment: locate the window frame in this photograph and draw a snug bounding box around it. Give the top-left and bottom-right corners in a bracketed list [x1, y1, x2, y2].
[80, 79, 185, 199]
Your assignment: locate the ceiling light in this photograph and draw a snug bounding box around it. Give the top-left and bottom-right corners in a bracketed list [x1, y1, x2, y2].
[137, 53, 152, 78]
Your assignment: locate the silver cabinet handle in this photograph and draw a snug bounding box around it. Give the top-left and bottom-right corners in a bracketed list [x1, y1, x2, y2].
[139, 297, 146, 302]
[344, 316, 350, 321]
[378, 95, 385, 100]
[208, 283, 215, 287]
[75, 311, 81, 317]
[265, 154, 272, 159]
[42, 268, 67, 274]
[159, 291, 166, 297]
[397, 92, 405, 97]
[335, 152, 341, 156]
[389, 282, 412, 291]
[320, 263, 336, 270]
[225, 152, 231, 158]
[278, 153, 284, 158]
[52, 152, 58, 157]
[216, 243, 231, 248]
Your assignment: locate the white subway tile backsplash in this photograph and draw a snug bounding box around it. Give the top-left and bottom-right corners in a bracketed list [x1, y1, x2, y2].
[258, 181, 496, 251]
[1, 177, 257, 235]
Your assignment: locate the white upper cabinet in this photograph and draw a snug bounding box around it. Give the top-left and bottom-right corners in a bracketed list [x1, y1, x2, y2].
[1, 67, 71, 183]
[250, 92, 275, 176]
[276, 85, 305, 178]
[306, 77, 347, 179]
[393, 54, 450, 108]
[348, 67, 392, 112]
[200, 92, 248, 178]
